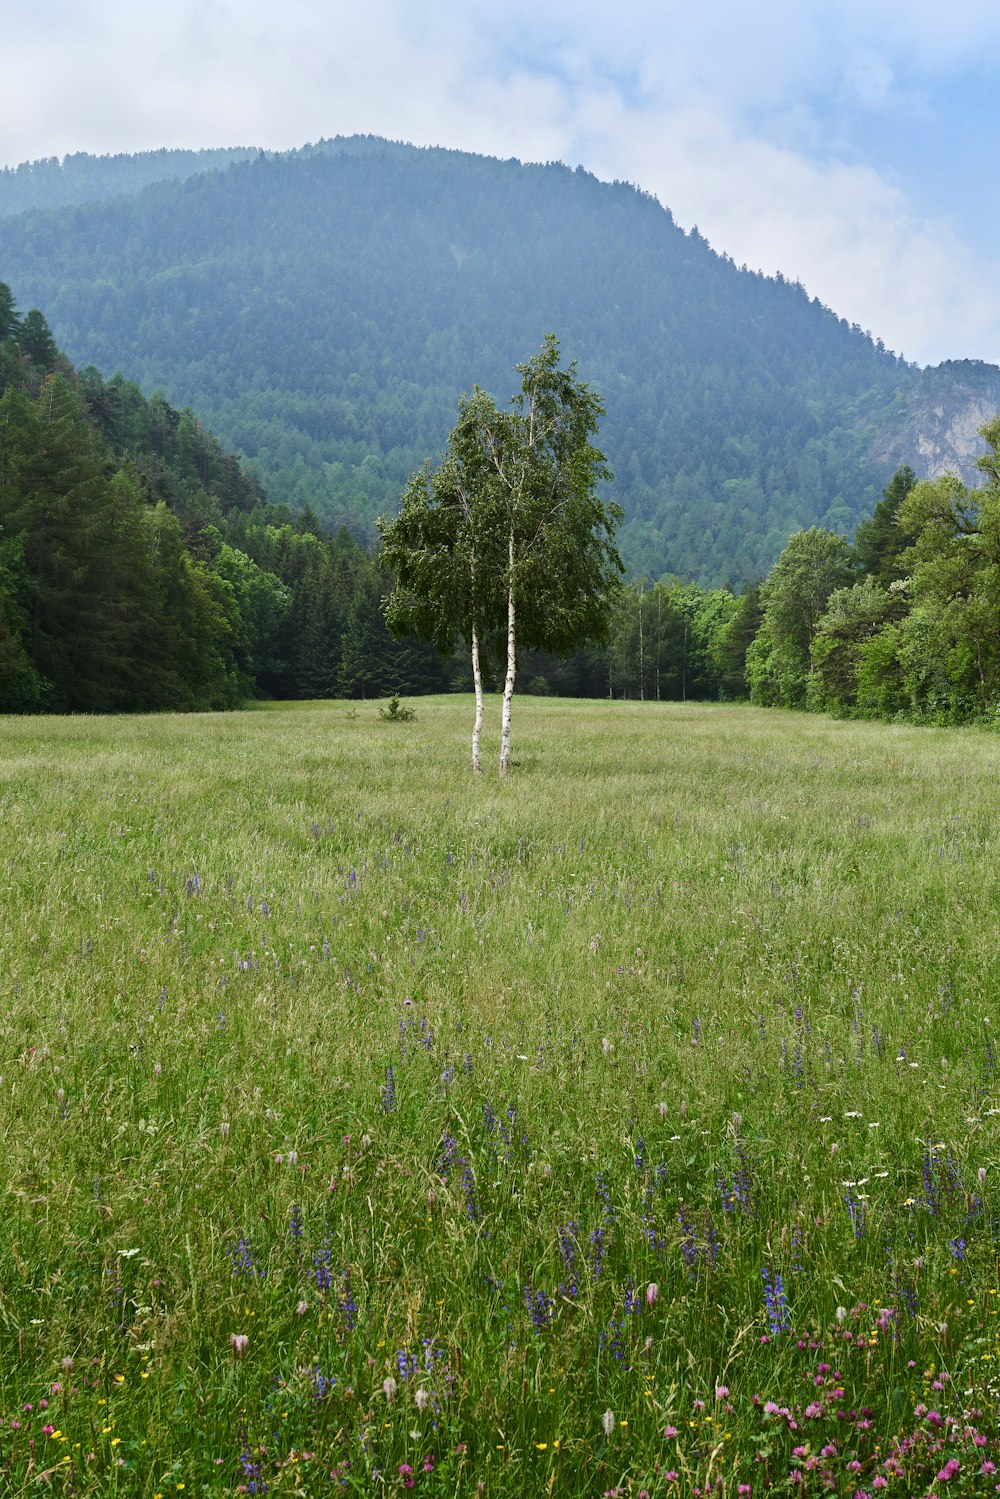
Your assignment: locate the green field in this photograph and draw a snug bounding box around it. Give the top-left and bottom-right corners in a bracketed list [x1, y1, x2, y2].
[2, 697, 999, 1497]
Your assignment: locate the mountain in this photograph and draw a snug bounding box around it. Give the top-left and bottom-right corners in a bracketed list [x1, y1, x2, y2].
[1, 136, 997, 584]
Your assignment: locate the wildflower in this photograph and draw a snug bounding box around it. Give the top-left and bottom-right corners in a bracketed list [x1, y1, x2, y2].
[602, 1410, 615, 1437]
[761, 1268, 791, 1335]
[415, 1388, 429, 1413]
[664, 1425, 678, 1438]
[646, 1282, 659, 1308]
[715, 1385, 729, 1400]
[524, 1285, 555, 1333]
[295, 1301, 308, 1316]
[231, 1334, 249, 1361]
[383, 1377, 398, 1402]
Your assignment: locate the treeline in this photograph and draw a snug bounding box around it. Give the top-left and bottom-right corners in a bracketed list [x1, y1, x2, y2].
[5, 278, 999, 725]
[507, 429, 1000, 725]
[741, 430, 1000, 723]
[0, 286, 445, 713]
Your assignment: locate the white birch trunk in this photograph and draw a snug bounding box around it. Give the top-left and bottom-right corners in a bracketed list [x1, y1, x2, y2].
[499, 525, 516, 778]
[471, 625, 484, 774]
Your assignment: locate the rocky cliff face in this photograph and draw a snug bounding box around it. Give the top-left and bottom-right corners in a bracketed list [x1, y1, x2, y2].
[872, 360, 1000, 487]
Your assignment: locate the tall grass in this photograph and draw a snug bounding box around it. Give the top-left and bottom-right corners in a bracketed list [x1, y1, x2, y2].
[1, 697, 998, 1496]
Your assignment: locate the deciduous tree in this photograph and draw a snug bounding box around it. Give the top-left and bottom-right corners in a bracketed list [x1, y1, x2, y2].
[381, 335, 623, 775]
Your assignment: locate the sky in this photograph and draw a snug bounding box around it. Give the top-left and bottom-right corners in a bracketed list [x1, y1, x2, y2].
[6, 0, 1000, 368]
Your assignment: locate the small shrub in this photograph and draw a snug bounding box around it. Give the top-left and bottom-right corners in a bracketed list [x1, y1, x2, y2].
[378, 693, 416, 722]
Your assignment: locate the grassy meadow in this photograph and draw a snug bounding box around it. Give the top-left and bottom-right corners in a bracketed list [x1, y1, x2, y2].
[1, 695, 999, 1497]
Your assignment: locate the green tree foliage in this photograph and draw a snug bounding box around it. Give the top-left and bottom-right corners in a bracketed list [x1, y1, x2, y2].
[850, 465, 916, 585]
[381, 449, 497, 664]
[807, 577, 903, 714]
[892, 468, 1000, 719]
[381, 335, 623, 772]
[0, 283, 19, 342]
[712, 583, 763, 699]
[16, 309, 58, 372]
[0, 281, 450, 713]
[748, 528, 852, 707]
[742, 434, 1000, 726]
[608, 580, 736, 701]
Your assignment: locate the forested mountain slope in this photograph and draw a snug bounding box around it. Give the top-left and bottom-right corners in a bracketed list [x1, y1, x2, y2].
[0, 285, 445, 712]
[1, 138, 996, 583]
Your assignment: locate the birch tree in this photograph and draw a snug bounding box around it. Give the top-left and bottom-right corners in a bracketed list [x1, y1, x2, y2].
[380, 335, 622, 776]
[465, 335, 622, 774]
[379, 400, 502, 772]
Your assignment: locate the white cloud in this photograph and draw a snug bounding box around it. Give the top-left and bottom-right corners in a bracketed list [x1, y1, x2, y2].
[573, 99, 1000, 365]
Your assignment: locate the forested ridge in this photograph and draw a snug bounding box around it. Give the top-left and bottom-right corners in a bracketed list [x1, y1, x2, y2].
[0, 137, 936, 584]
[0, 147, 261, 217]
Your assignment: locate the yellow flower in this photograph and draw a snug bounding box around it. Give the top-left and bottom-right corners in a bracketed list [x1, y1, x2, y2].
[536, 1442, 548, 1450]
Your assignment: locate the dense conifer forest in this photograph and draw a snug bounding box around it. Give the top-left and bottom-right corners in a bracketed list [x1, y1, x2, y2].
[0, 286, 446, 713]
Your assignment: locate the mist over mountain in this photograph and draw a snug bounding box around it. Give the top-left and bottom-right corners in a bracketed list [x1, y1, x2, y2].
[2, 136, 996, 583]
